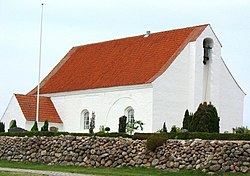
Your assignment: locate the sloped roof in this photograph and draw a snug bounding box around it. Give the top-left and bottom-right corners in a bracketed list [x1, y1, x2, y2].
[15, 94, 62, 123]
[29, 24, 208, 95]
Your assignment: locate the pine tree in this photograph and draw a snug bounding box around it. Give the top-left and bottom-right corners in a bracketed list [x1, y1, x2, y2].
[118, 116, 127, 133]
[41, 120, 49, 131]
[183, 109, 190, 130]
[0, 122, 5, 132]
[89, 112, 95, 133]
[9, 120, 17, 129]
[162, 122, 167, 132]
[31, 121, 38, 131]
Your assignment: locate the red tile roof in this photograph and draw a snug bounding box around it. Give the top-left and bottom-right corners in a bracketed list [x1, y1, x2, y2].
[29, 24, 208, 95]
[15, 94, 62, 123]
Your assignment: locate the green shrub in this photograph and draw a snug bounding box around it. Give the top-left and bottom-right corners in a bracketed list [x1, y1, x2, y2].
[9, 120, 17, 129]
[183, 109, 191, 130]
[162, 122, 167, 132]
[233, 126, 249, 134]
[41, 120, 49, 131]
[0, 122, 5, 132]
[89, 112, 95, 134]
[105, 127, 110, 133]
[183, 102, 220, 133]
[31, 121, 38, 132]
[133, 132, 250, 141]
[118, 116, 127, 133]
[170, 125, 177, 133]
[146, 135, 168, 151]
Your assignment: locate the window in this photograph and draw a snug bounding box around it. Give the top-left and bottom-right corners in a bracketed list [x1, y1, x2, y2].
[125, 107, 134, 125]
[82, 110, 89, 129]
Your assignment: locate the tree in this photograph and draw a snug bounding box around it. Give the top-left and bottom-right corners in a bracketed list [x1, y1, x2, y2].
[183, 109, 190, 130]
[41, 120, 49, 131]
[183, 102, 220, 133]
[89, 112, 95, 133]
[126, 119, 144, 135]
[31, 121, 38, 132]
[118, 116, 127, 133]
[9, 120, 17, 129]
[162, 122, 167, 132]
[170, 125, 177, 133]
[0, 122, 5, 132]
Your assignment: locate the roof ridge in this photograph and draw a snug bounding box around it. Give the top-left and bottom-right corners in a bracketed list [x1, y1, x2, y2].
[73, 24, 210, 48]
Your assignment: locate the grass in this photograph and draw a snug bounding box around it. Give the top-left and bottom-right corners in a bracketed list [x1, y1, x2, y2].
[0, 160, 250, 176]
[0, 171, 46, 176]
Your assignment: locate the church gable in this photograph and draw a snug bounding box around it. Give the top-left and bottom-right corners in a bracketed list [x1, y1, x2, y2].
[28, 24, 208, 95]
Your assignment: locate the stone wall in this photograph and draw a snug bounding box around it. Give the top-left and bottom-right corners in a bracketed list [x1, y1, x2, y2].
[0, 136, 250, 173]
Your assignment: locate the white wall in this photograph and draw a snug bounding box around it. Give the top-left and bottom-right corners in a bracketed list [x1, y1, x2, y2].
[152, 25, 244, 132]
[195, 26, 245, 132]
[47, 84, 153, 133]
[152, 42, 195, 132]
[218, 58, 245, 132]
[0, 95, 26, 130]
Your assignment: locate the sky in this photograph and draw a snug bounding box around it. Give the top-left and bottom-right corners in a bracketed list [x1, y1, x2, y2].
[0, 0, 249, 127]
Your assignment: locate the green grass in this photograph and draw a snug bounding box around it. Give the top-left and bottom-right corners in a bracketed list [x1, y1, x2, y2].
[0, 160, 249, 176]
[0, 171, 46, 176]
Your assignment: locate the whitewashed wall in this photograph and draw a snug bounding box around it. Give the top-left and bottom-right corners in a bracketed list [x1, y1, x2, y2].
[152, 42, 195, 132]
[218, 58, 245, 132]
[195, 26, 245, 132]
[0, 95, 26, 130]
[46, 84, 153, 133]
[152, 25, 244, 132]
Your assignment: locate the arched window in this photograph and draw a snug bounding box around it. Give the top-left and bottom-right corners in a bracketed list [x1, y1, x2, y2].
[203, 38, 214, 65]
[125, 107, 134, 125]
[82, 110, 89, 129]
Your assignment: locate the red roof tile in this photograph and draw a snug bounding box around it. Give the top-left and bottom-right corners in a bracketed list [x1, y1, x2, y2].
[29, 24, 208, 95]
[15, 94, 62, 123]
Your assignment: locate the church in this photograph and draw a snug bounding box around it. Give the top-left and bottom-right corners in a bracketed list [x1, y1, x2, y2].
[1, 24, 245, 133]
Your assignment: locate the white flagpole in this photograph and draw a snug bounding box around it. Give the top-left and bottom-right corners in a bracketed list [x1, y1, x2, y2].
[36, 3, 44, 123]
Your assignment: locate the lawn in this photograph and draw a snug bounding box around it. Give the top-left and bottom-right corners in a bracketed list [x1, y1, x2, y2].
[0, 171, 46, 176]
[0, 160, 250, 176]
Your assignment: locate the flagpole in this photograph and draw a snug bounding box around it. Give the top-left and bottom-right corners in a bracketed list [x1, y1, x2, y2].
[36, 3, 44, 123]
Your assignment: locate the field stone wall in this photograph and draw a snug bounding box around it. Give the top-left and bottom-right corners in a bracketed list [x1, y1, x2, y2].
[0, 135, 250, 173]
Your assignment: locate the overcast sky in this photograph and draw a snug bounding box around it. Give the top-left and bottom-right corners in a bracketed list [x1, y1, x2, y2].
[0, 0, 249, 128]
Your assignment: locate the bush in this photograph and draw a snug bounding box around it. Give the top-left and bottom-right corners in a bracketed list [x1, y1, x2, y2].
[9, 120, 17, 129]
[170, 125, 177, 133]
[89, 112, 95, 133]
[8, 127, 27, 132]
[118, 116, 127, 133]
[183, 109, 190, 130]
[31, 121, 38, 132]
[0, 122, 5, 132]
[146, 135, 168, 151]
[41, 120, 49, 131]
[183, 102, 220, 133]
[133, 132, 250, 141]
[105, 127, 110, 133]
[162, 122, 167, 132]
[233, 126, 249, 134]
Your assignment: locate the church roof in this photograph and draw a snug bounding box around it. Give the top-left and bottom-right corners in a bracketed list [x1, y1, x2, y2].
[29, 24, 208, 95]
[15, 94, 62, 123]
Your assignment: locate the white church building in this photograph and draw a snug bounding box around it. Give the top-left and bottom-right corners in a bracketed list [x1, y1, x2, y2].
[1, 24, 245, 133]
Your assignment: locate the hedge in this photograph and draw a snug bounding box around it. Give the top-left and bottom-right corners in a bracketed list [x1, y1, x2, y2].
[132, 132, 250, 141]
[1, 131, 250, 141]
[0, 131, 131, 138]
